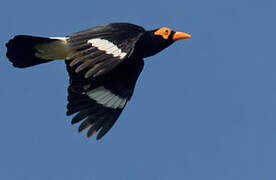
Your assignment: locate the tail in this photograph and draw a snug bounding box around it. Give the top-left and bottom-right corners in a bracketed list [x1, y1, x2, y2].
[6, 35, 68, 68]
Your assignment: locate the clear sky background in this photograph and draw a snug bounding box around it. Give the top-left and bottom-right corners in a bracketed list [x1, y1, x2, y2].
[0, 0, 275, 179]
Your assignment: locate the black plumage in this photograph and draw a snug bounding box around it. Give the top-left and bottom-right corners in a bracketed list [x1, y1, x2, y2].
[5, 22, 191, 140]
[6, 35, 54, 67]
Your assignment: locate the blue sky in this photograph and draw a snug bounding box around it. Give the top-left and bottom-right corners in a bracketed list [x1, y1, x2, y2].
[0, 0, 275, 179]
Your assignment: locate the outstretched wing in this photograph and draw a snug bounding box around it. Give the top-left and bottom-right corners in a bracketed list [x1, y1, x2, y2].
[66, 57, 144, 139]
[66, 23, 145, 78]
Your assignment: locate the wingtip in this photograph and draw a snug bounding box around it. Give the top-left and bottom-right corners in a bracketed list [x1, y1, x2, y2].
[96, 134, 104, 140]
[87, 127, 96, 138]
[71, 116, 79, 124]
[96, 136, 102, 141]
[78, 120, 91, 132]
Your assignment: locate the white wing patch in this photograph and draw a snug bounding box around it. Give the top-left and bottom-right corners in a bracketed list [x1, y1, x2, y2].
[87, 38, 127, 59]
[86, 86, 127, 109]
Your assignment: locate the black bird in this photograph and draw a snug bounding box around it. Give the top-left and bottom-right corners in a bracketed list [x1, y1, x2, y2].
[6, 23, 191, 140]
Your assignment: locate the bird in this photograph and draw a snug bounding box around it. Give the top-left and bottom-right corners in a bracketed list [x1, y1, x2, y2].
[5, 23, 191, 140]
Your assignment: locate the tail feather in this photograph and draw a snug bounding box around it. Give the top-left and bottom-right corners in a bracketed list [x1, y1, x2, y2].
[6, 35, 68, 68]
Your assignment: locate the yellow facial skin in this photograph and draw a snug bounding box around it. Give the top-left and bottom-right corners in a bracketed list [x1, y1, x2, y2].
[154, 27, 192, 41]
[154, 27, 172, 40]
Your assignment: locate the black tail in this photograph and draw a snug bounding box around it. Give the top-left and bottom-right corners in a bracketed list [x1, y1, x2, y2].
[6, 35, 60, 68]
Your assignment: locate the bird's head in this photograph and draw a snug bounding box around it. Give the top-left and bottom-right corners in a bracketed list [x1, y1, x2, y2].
[137, 27, 191, 58]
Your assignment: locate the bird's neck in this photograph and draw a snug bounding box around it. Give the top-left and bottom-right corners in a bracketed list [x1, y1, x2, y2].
[134, 31, 174, 58]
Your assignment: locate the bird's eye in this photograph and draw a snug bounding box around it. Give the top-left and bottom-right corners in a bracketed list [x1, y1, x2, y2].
[154, 27, 171, 39]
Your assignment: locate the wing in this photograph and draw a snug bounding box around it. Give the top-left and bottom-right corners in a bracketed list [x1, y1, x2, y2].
[66, 23, 145, 78]
[66, 57, 144, 139]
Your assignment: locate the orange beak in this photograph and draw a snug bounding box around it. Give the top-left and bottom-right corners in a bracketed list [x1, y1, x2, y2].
[172, 32, 191, 41]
